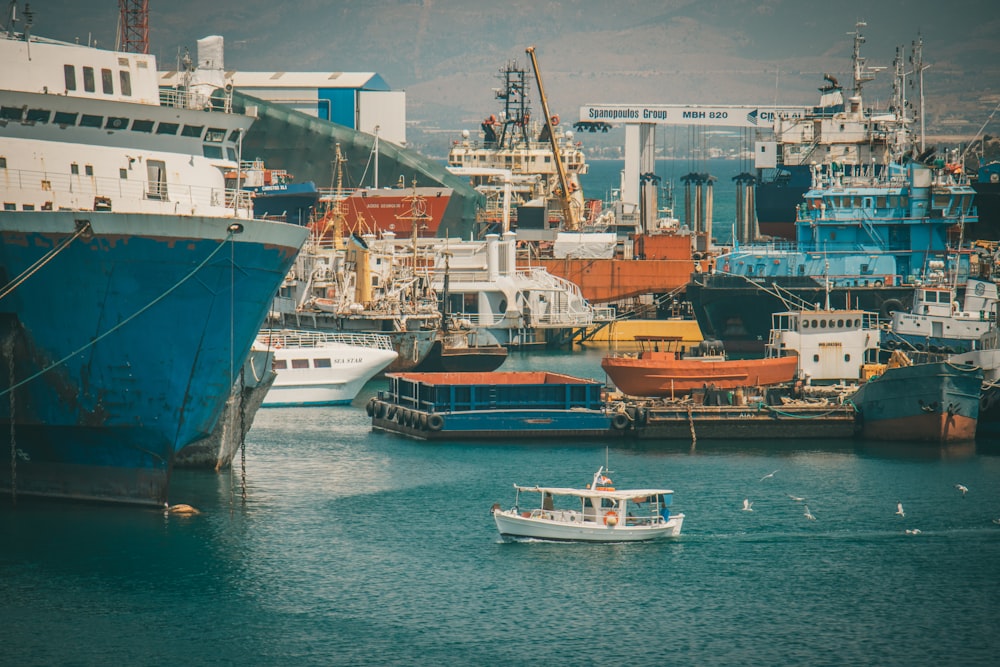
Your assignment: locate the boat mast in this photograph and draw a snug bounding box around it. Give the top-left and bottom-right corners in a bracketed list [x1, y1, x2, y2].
[910, 33, 928, 153]
[526, 46, 579, 231]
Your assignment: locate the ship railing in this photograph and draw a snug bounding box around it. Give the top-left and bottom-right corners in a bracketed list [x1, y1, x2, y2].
[2, 167, 253, 217]
[258, 329, 395, 351]
[158, 86, 233, 113]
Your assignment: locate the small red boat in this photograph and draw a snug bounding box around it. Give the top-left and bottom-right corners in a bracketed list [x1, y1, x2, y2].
[601, 336, 799, 397]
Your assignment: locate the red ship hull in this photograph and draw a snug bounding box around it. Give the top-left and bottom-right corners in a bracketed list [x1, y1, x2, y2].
[340, 186, 453, 237]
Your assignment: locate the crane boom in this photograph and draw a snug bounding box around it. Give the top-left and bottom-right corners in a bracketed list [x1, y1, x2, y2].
[525, 46, 578, 231]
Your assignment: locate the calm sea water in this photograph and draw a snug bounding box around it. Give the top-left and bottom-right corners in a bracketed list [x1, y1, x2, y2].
[3, 349, 1000, 666]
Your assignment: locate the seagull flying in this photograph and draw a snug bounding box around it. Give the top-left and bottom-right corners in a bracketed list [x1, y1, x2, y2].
[895, 501, 905, 518]
[788, 494, 805, 502]
[803, 505, 816, 520]
[955, 484, 969, 497]
[742, 498, 753, 512]
[760, 470, 778, 482]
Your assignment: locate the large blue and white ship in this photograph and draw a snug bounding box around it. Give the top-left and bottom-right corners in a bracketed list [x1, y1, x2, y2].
[688, 158, 978, 352]
[0, 8, 307, 505]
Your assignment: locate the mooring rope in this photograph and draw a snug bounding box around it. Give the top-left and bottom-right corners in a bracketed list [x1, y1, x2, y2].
[0, 221, 92, 302]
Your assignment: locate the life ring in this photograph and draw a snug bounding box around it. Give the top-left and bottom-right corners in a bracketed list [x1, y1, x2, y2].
[603, 511, 619, 526]
[612, 413, 630, 430]
[427, 414, 444, 431]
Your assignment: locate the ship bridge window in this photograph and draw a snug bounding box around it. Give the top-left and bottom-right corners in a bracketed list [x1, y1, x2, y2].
[105, 116, 128, 130]
[205, 128, 226, 143]
[202, 145, 223, 159]
[0, 106, 23, 121]
[64, 64, 77, 91]
[79, 114, 103, 128]
[119, 70, 132, 96]
[26, 109, 51, 124]
[131, 119, 154, 133]
[146, 159, 167, 200]
[53, 111, 77, 126]
[227, 147, 237, 161]
[83, 66, 95, 93]
[85, 165, 93, 176]
[156, 122, 179, 135]
[101, 68, 114, 95]
[181, 124, 204, 138]
[3, 203, 14, 210]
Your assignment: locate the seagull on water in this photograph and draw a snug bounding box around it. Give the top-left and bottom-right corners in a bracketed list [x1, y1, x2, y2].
[803, 505, 816, 520]
[895, 501, 905, 518]
[955, 484, 969, 497]
[760, 470, 778, 482]
[905, 528, 922, 535]
[992, 518, 1000, 526]
[788, 494, 805, 502]
[742, 498, 753, 512]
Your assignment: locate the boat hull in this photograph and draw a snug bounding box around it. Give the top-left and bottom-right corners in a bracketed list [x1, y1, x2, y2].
[263, 345, 398, 407]
[411, 340, 508, 373]
[687, 273, 915, 353]
[342, 187, 453, 238]
[850, 362, 982, 443]
[494, 510, 683, 542]
[0, 211, 306, 505]
[602, 353, 799, 397]
[637, 403, 857, 439]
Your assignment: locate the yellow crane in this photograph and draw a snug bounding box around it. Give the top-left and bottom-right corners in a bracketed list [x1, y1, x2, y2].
[525, 46, 579, 231]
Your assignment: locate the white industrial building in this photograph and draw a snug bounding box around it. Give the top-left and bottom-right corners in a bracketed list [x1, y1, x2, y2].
[159, 36, 407, 146]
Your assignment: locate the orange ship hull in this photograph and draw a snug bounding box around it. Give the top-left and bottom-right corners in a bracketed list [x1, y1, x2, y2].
[529, 233, 705, 303]
[602, 352, 799, 397]
[340, 186, 453, 238]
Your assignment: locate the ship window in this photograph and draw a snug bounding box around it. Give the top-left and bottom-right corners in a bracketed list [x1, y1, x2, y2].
[156, 122, 179, 135]
[22, 204, 34, 211]
[181, 124, 204, 138]
[79, 114, 103, 128]
[272, 359, 287, 370]
[802, 319, 810, 329]
[83, 66, 95, 93]
[813, 354, 820, 362]
[119, 70, 132, 96]
[202, 145, 223, 159]
[85, 165, 93, 176]
[70, 163, 79, 175]
[205, 128, 226, 143]
[291, 359, 309, 369]
[845, 354, 851, 362]
[105, 116, 128, 130]
[26, 109, 50, 123]
[3, 203, 14, 210]
[146, 159, 167, 200]
[228, 129, 242, 142]
[101, 68, 114, 94]
[64, 64, 77, 91]
[119, 168, 127, 179]
[810, 319, 818, 328]
[227, 147, 237, 161]
[0, 157, 5, 168]
[798, 264, 805, 275]
[53, 111, 77, 126]
[837, 319, 844, 327]
[314, 358, 332, 368]
[131, 119, 154, 133]
[0, 106, 23, 121]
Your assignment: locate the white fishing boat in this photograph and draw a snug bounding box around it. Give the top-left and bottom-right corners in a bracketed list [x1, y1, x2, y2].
[492, 467, 684, 542]
[258, 330, 397, 407]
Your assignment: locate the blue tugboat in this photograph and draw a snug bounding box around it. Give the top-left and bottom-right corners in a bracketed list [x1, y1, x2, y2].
[689, 157, 978, 352]
[0, 13, 307, 504]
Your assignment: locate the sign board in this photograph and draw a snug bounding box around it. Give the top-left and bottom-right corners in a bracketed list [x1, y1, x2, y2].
[579, 104, 810, 128]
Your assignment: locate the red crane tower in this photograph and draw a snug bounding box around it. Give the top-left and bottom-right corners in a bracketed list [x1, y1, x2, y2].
[118, 0, 149, 54]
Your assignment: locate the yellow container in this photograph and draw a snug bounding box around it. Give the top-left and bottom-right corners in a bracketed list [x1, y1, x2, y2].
[583, 319, 703, 346]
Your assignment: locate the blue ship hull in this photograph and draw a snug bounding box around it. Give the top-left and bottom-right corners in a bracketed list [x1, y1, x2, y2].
[0, 211, 306, 505]
[850, 362, 982, 443]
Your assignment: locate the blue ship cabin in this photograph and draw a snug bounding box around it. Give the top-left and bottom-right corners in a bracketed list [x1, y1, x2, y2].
[383, 371, 605, 413]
